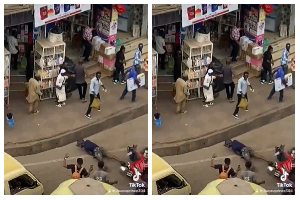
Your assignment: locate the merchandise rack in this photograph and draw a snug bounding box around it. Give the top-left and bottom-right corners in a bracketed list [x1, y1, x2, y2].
[152, 49, 158, 109]
[34, 39, 66, 100]
[4, 48, 11, 105]
[181, 39, 213, 100]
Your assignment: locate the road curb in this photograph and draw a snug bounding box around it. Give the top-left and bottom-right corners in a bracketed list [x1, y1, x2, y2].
[5, 104, 148, 157]
[153, 104, 295, 157]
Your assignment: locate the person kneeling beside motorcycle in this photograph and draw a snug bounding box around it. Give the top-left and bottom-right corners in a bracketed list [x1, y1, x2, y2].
[224, 140, 269, 164]
[76, 139, 120, 164]
[92, 160, 118, 185]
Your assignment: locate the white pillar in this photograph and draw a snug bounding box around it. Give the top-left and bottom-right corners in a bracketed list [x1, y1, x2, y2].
[289, 4, 295, 36]
[141, 4, 148, 37]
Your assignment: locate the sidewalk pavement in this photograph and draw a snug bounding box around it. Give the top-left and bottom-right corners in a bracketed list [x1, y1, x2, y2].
[4, 78, 147, 148]
[153, 78, 295, 148]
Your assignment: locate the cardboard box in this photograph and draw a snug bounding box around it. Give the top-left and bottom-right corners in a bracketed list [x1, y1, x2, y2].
[99, 43, 110, 54]
[100, 51, 115, 61]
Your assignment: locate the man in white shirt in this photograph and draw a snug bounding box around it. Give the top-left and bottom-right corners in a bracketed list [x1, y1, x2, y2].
[7, 30, 19, 70]
[155, 30, 166, 70]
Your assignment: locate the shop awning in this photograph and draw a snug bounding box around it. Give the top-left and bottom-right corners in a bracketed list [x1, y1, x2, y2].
[152, 4, 181, 27]
[4, 4, 33, 16]
[4, 4, 34, 28]
[152, 4, 181, 16]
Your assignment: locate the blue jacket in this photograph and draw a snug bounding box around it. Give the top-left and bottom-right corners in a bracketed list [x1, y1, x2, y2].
[276, 67, 285, 81]
[128, 67, 138, 80]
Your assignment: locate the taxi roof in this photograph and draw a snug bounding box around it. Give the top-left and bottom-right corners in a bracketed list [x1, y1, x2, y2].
[4, 152, 24, 176]
[152, 153, 173, 177]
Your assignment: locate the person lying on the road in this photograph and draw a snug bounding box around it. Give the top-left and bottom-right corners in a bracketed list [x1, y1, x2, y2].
[76, 139, 120, 162]
[92, 161, 118, 185]
[239, 161, 265, 185]
[211, 155, 239, 178]
[63, 155, 92, 179]
[224, 139, 269, 162]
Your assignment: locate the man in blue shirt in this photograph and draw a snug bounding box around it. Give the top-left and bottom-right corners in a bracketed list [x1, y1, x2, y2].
[280, 43, 291, 74]
[120, 65, 140, 102]
[268, 66, 287, 102]
[224, 139, 269, 162]
[76, 139, 120, 163]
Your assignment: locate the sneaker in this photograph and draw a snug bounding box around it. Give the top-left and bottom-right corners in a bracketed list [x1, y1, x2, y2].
[181, 110, 187, 114]
[230, 98, 235, 103]
[81, 98, 87, 103]
[260, 80, 265, 84]
[203, 104, 209, 107]
[34, 110, 40, 114]
[113, 80, 119, 85]
[97, 109, 101, 112]
[121, 80, 126, 84]
[233, 114, 239, 119]
[209, 102, 214, 106]
[56, 104, 62, 107]
[62, 102, 66, 106]
[245, 109, 249, 112]
[85, 114, 92, 119]
[268, 81, 274, 84]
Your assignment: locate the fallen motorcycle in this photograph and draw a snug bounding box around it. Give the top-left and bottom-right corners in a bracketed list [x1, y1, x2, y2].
[120, 145, 148, 181]
[267, 145, 295, 180]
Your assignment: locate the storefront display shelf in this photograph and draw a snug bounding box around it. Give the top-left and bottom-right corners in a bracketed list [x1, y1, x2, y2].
[34, 39, 66, 101]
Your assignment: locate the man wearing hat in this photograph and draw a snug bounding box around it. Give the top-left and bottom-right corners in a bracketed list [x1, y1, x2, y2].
[174, 75, 189, 114]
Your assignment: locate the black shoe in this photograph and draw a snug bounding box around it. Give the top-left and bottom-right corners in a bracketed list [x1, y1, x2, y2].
[132, 100, 136, 103]
[279, 100, 283, 103]
[267, 96, 271, 100]
[120, 97, 124, 100]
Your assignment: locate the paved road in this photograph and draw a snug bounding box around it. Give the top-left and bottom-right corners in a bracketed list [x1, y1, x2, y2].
[162, 115, 295, 195]
[15, 115, 148, 195]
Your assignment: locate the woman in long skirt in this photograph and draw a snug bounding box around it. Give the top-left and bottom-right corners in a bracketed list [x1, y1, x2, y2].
[56, 69, 68, 107]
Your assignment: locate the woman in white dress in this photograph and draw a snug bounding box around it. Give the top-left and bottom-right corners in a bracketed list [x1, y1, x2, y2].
[56, 69, 68, 107]
[203, 69, 216, 107]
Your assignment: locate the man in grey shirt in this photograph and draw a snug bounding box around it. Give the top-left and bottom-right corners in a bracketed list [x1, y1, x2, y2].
[222, 60, 235, 102]
[74, 60, 87, 102]
[240, 161, 265, 185]
[92, 161, 118, 185]
[233, 72, 254, 119]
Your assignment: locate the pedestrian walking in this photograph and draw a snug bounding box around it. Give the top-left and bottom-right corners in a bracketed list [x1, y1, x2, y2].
[203, 69, 216, 107]
[230, 22, 242, 62]
[174, 75, 189, 114]
[82, 24, 93, 62]
[281, 43, 291, 74]
[233, 72, 254, 119]
[85, 72, 107, 119]
[26, 78, 42, 114]
[133, 43, 144, 74]
[222, 60, 235, 102]
[261, 45, 274, 84]
[74, 60, 87, 102]
[113, 45, 126, 84]
[120, 65, 140, 102]
[55, 69, 68, 107]
[267, 66, 287, 102]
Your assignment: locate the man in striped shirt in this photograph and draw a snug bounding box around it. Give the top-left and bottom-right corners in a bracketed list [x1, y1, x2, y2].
[133, 43, 144, 73]
[83, 24, 94, 62]
[280, 43, 291, 74]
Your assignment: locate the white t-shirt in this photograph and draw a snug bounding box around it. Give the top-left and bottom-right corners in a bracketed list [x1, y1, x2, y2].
[155, 36, 165, 54]
[7, 36, 18, 54]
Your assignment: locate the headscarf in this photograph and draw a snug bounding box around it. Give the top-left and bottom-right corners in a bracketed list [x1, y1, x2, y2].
[208, 69, 213, 74]
[60, 69, 66, 75]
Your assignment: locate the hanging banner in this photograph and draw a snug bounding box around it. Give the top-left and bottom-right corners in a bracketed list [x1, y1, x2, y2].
[34, 4, 91, 28]
[181, 4, 238, 27]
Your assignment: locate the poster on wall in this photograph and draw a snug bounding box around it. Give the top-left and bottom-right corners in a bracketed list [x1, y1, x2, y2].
[34, 4, 91, 28]
[243, 5, 259, 41]
[181, 4, 238, 27]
